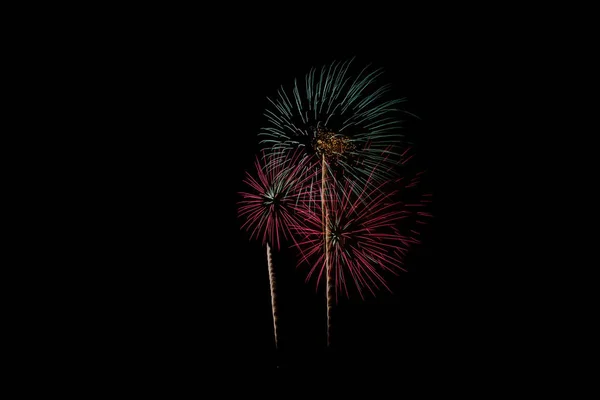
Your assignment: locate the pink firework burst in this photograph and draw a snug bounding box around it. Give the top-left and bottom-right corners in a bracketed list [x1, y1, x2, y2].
[237, 149, 318, 250]
[291, 160, 432, 301]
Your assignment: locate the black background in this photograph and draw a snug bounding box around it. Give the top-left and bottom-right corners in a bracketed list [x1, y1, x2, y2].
[10, 4, 577, 393]
[78, 19, 521, 385]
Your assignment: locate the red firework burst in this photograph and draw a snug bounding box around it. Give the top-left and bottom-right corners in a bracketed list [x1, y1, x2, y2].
[291, 157, 432, 301]
[237, 149, 318, 250]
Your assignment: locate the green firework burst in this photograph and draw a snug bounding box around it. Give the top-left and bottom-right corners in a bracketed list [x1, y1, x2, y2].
[258, 57, 411, 193]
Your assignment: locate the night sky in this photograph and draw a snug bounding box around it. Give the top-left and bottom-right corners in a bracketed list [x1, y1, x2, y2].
[93, 28, 498, 380]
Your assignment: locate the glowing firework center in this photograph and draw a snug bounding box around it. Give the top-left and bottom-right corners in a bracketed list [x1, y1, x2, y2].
[311, 126, 355, 163]
[263, 188, 283, 208]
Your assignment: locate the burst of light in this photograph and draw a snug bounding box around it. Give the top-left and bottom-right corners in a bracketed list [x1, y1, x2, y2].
[290, 159, 432, 301]
[258, 58, 412, 193]
[237, 149, 318, 250]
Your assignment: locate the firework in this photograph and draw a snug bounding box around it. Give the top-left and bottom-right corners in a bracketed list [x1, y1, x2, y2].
[238, 149, 317, 250]
[238, 149, 317, 349]
[258, 58, 410, 193]
[291, 159, 432, 301]
[257, 58, 413, 347]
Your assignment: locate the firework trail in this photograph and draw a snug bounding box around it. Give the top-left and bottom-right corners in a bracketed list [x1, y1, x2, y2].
[266, 242, 278, 348]
[320, 154, 333, 347]
[238, 149, 318, 349]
